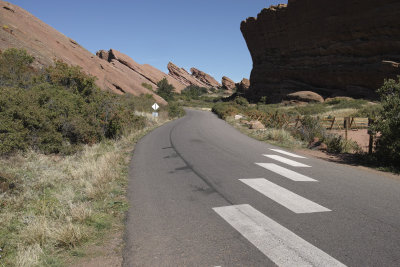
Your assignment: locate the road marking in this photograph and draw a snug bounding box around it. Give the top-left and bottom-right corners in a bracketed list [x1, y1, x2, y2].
[239, 179, 330, 213]
[255, 163, 317, 182]
[213, 204, 345, 267]
[263, 154, 311, 167]
[269, 149, 306, 159]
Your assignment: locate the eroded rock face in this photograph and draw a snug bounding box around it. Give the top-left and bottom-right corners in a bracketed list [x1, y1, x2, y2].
[222, 76, 236, 91]
[236, 78, 250, 93]
[0, 0, 170, 104]
[167, 62, 209, 88]
[241, 0, 400, 102]
[190, 67, 221, 88]
[97, 49, 185, 93]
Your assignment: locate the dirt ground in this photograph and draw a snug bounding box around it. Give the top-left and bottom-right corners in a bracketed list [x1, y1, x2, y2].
[330, 129, 371, 152]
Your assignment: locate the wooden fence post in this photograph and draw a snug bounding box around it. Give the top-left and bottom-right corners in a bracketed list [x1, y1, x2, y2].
[344, 117, 349, 140]
[368, 118, 374, 154]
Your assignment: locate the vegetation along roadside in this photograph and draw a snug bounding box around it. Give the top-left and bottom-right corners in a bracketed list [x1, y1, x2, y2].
[210, 80, 400, 174]
[0, 48, 183, 266]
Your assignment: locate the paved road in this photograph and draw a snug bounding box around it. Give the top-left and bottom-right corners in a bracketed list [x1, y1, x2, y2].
[123, 109, 400, 266]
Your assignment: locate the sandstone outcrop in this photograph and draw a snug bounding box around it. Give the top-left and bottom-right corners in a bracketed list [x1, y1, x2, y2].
[0, 1, 173, 104]
[241, 0, 400, 102]
[221, 76, 236, 91]
[190, 67, 221, 88]
[236, 78, 250, 93]
[286, 91, 324, 103]
[97, 49, 185, 93]
[167, 62, 210, 88]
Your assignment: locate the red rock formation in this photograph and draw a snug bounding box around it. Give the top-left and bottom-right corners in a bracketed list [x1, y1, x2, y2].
[0, 1, 169, 104]
[97, 49, 185, 93]
[241, 0, 400, 102]
[236, 78, 250, 93]
[190, 67, 221, 88]
[286, 91, 324, 103]
[167, 62, 209, 88]
[221, 76, 236, 91]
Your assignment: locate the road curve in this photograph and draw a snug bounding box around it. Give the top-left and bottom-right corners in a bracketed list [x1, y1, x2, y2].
[123, 109, 400, 266]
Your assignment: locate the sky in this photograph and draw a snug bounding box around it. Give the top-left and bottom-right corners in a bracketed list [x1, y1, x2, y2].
[9, 0, 287, 83]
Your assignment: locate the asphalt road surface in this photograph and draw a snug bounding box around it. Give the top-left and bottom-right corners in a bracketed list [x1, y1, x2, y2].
[123, 109, 400, 266]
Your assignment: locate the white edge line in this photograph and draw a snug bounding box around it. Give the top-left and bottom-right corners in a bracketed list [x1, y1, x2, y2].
[239, 178, 331, 213]
[263, 154, 311, 167]
[269, 148, 307, 159]
[255, 163, 317, 182]
[213, 204, 346, 267]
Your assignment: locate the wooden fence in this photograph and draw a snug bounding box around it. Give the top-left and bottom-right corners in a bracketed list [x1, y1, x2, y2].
[291, 116, 375, 153]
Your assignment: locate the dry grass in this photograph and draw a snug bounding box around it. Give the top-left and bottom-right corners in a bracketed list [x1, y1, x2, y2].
[319, 108, 358, 118]
[226, 117, 305, 149]
[0, 115, 168, 266]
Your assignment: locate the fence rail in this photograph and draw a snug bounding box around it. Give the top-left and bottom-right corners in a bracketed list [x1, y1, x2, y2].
[290, 116, 375, 153]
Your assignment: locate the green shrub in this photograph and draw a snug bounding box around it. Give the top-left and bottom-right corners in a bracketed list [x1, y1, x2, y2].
[181, 85, 208, 100]
[234, 96, 249, 107]
[292, 103, 327, 115]
[293, 115, 326, 142]
[212, 103, 239, 120]
[156, 78, 174, 102]
[373, 76, 400, 164]
[167, 102, 185, 118]
[0, 48, 147, 155]
[141, 82, 153, 91]
[0, 48, 35, 89]
[328, 98, 367, 110]
[325, 134, 360, 154]
[352, 103, 383, 118]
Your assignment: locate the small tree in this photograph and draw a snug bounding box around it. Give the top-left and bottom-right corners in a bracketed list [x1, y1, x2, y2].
[373, 76, 400, 165]
[0, 48, 34, 88]
[156, 78, 174, 102]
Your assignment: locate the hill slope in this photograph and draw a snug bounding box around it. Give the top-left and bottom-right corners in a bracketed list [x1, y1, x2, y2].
[0, 1, 185, 104]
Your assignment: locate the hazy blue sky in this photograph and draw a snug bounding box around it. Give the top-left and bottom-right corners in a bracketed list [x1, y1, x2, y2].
[9, 0, 286, 82]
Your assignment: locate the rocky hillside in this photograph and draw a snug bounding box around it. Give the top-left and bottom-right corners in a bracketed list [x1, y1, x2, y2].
[0, 1, 187, 104]
[96, 49, 185, 93]
[241, 0, 400, 102]
[167, 62, 220, 89]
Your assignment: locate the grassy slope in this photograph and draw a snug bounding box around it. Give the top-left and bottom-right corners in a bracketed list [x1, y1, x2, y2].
[0, 117, 169, 267]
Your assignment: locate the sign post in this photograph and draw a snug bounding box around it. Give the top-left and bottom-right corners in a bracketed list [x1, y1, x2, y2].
[152, 103, 159, 118]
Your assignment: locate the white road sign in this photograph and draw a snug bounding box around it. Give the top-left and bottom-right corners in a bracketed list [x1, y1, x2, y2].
[152, 103, 159, 111]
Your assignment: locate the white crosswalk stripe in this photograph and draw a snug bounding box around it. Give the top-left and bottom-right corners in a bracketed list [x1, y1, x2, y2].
[263, 154, 311, 167]
[255, 163, 317, 182]
[213, 204, 346, 267]
[240, 178, 330, 213]
[269, 149, 307, 158]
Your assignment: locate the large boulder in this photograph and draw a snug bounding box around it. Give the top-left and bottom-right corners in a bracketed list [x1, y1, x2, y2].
[236, 78, 250, 93]
[190, 67, 221, 88]
[249, 120, 265, 130]
[241, 0, 400, 102]
[286, 91, 324, 103]
[222, 76, 236, 91]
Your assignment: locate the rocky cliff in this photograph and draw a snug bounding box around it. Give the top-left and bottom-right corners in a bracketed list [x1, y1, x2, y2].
[167, 62, 218, 89]
[96, 49, 185, 93]
[190, 67, 221, 88]
[241, 0, 400, 102]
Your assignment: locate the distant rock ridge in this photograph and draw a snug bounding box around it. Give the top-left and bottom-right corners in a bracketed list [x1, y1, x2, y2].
[241, 0, 400, 102]
[190, 67, 221, 88]
[167, 62, 214, 89]
[96, 49, 185, 93]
